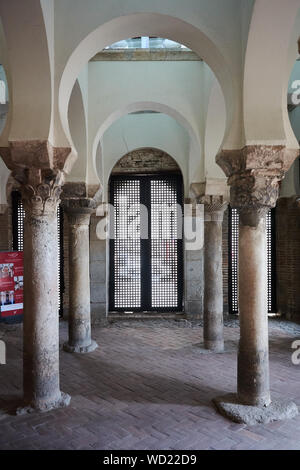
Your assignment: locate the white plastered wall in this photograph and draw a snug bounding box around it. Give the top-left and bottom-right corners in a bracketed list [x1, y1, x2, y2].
[243, 0, 300, 149]
[100, 113, 189, 199]
[0, 0, 52, 143]
[86, 60, 205, 188]
[54, 1, 252, 153]
[67, 58, 230, 192]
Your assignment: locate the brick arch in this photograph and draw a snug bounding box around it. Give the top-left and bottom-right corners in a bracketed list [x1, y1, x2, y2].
[111, 147, 182, 176]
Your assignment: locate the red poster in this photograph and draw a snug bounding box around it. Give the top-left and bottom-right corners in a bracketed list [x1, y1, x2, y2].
[0, 251, 23, 319]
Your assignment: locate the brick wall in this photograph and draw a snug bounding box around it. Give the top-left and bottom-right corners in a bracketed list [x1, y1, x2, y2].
[111, 148, 180, 174]
[276, 197, 300, 321]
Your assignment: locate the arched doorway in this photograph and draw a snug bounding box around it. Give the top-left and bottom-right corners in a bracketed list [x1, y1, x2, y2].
[108, 148, 184, 313]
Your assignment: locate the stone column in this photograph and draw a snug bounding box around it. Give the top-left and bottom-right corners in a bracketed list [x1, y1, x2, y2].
[237, 207, 270, 406]
[18, 169, 70, 413]
[201, 196, 227, 352]
[62, 199, 98, 354]
[213, 146, 299, 424]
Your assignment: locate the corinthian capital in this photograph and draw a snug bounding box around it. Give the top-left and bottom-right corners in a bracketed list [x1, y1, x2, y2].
[61, 197, 97, 225]
[216, 145, 299, 225]
[199, 195, 228, 222]
[13, 168, 64, 217]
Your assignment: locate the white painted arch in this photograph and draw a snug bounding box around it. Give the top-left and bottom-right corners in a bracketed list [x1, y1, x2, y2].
[59, 13, 237, 159]
[90, 101, 202, 192]
[243, 0, 300, 148]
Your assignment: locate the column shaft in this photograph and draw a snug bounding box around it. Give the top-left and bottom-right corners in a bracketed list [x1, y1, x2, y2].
[19, 170, 70, 413]
[63, 205, 98, 354]
[237, 212, 270, 406]
[213, 145, 299, 423]
[201, 196, 227, 352]
[204, 216, 224, 351]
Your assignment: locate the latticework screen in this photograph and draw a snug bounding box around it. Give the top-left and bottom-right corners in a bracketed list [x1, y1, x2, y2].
[151, 179, 178, 308]
[109, 175, 183, 312]
[111, 179, 141, 309]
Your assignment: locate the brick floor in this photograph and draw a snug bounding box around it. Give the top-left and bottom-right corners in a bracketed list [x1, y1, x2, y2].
[0, 318, 299, 450]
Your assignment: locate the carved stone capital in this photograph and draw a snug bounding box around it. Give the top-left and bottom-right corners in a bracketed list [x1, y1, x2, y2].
[61, 198, 97, 225]
[216, 145, 300, 225]
[0, 140, 71, 171]
[190, 179, 229, 201]
[13, 168, 64, 217]
[216, 145, 298, 179]
[61, 182, 103, 204]
[199, 195, 228, 222]
[228, 173, 279, 222]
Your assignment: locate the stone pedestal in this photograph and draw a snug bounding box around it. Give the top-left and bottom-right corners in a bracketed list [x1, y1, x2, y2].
[17, 169, 70, 413]
[202, 196, 227, 352]
[62, 199, 98, 354]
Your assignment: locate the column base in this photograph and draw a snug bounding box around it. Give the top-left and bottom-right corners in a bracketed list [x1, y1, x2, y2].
[195, 341, 236, 354]
[204, 339, 224, 352]
[16, 391, 71, 415]
[63, 339, 98, 354]
[213, 393, 299, 426]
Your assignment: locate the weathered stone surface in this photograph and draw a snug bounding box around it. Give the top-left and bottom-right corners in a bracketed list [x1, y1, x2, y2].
[90, 283, 106, 303]
[186, 280, 203, 301]
[201, 196, 227, 352]
[186, 260, 203, 281]
[17, 392, 71, 415]
[186, 248, 203, 261]
[90, 260, 106, 283]
[63, 339, 98, 354]
[89, 213, 107, 322]
[216, 145, 298, 177]
[91, 303, 108, 325]
[61, 196, 97, 214]
[200, 195, 228, 221]
[213, 145, 300, 411]
[184, 204, 204, 319]
[14, 168, 63, 216]
[216, 145, 299, 225]
[90, 240, 106, 261]
[213, 394, 299, 426]
[185, 301, 203, 318]
[190, 191, 227, 350]
[63, 204, 98, 354]
[61, 181, 87, 198]
[238, 211, 270, 406]
[16, 169, 70, 412]
[0, 140, 71, 171]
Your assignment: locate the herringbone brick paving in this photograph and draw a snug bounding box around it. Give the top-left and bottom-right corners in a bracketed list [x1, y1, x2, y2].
[0, 318, 299, 450]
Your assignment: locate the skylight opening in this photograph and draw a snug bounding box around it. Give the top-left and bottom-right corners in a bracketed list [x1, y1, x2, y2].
[105, 37, 190, 51]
